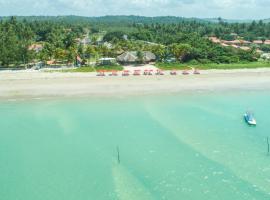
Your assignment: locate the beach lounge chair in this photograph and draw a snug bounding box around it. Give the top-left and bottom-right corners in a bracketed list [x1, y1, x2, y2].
[182, 70, 190, 75]
[122, 70, 130, 76]
[193, 69, 200, 75]
[97, 70, 105, 76]
[133, 70, 141, 76]
[170, 70, 177, 75]
[156, 69, 164, 75]
[148, 69, 154, 75]
[143, 70, 149, 75]
[109, 70, 118, 76]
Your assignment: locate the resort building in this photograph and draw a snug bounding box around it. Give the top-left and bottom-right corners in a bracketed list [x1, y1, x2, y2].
[98, 58, 116, 66]
[264, 40, 270, 45]
[253, 40, 263, 45]
[28, 44, 43, 53]
[240, 46, 251, 51]
[75, 37, 91, 46]
[261, 53, 270, 60]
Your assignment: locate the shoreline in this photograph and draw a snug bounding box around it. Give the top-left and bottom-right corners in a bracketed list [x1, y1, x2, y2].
[1, 68, 270, 100]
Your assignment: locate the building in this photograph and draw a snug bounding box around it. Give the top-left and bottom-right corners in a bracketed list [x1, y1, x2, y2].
[103, 42, 113, 49]
[75, 37, 91, 46]
[240, 46, 251, 51]
[98, 58, 116, 66]
[261, 53, 270, 60]
[117, 51, 156, 64]
[28, 44, 43, 53]
[264, 40, 270, 45]
[253, 40, 263, 45]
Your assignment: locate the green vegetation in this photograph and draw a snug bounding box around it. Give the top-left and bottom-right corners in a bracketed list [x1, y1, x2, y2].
[57, 67, 96, 73]
[1, 16, 270, 69]
[157, 61, 270, 70]
[95, 65, 123, 71]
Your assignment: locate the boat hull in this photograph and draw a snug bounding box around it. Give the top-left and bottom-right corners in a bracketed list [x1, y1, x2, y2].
[244, 114, 257, 125]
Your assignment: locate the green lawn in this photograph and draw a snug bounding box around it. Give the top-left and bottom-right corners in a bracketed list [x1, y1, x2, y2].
[156, 62, 270, 70]
[156, 63, 191, 70]
[95, 65, 123, 71]
[58, 67, 96, 73]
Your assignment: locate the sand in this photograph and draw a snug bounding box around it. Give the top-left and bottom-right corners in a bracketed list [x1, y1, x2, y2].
[1, 68, 270, 100]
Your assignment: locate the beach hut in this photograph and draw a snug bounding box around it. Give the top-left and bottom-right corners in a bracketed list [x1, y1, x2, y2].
[98, 58, 116, 66]
[117, 51, 156, 64]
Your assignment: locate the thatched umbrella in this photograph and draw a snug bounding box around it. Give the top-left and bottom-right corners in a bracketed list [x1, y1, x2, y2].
[117, 51, 156, 63]
[117, 51, 137, 63]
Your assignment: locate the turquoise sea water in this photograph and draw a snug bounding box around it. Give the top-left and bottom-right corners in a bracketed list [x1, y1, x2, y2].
[1, 91, 270, 200]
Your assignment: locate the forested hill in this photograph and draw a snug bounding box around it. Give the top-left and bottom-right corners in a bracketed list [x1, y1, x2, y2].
[0, 15, 207, 24]
[0, 15, 269, 24]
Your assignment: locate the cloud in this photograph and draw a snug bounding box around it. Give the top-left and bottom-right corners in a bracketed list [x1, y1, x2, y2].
[0, 0, 269, 19]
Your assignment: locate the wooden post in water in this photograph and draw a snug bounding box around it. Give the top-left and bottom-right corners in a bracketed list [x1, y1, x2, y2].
[267, 137, 270, 156]
[117, 146, 120, 164]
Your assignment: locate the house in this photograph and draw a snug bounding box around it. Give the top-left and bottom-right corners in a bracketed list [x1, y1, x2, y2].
[253, 40, 263, 45]
[76, 37, 91, 46]
[209, 37, 221, 43]
[264, 40, 270, 45]
[117, 51, 156, 64]
[261, 53, 270, 60]
[28, 44, 43, 53]
[103, 42, 113, 49]
[98, 58, 116, 66]
[223, 40, 241, 45]
[240, 46, 251, 51]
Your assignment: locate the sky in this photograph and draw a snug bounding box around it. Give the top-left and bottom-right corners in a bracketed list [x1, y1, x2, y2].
[0, 0, 269, 19]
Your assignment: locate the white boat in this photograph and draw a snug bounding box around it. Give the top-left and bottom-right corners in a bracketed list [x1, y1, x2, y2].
[244, 112, 256, 125]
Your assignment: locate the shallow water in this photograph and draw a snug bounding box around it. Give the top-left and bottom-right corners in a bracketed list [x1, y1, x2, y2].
[0, 91, 270, 200]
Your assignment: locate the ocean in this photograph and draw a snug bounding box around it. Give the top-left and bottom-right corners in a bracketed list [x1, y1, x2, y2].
[0, 91, 270, 200]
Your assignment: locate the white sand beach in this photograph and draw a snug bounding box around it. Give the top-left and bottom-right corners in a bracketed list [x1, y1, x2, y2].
[1, 68, 270, 100]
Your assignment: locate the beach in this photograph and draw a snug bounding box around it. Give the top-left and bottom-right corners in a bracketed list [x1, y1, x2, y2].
[1, 68, 270, 200]
[1, 68, 270, 99]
